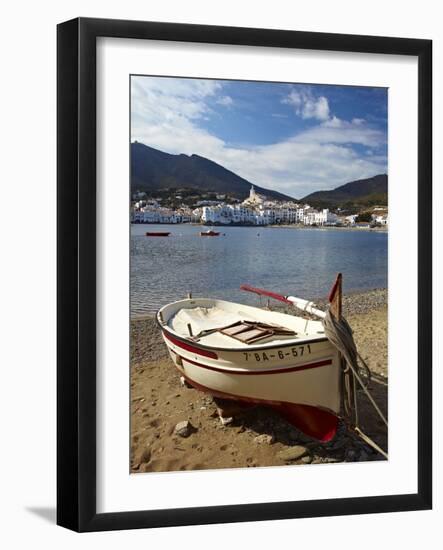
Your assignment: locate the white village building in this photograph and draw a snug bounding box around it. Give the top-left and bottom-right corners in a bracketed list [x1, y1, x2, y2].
[303, 208, 338, 226]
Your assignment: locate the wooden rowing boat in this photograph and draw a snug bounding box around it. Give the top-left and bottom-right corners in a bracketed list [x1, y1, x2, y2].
[145, 231, 171, 237]
[157, 276, 344, 441]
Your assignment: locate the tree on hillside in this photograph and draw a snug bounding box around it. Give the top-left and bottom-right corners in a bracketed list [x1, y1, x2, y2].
[355, 211, 372, 223]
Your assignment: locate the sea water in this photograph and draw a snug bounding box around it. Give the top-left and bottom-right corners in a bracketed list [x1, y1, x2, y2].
[130, 224, 387, 316]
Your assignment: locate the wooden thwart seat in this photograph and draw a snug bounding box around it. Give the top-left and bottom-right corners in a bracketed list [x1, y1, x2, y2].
[219, 320, 296, 344]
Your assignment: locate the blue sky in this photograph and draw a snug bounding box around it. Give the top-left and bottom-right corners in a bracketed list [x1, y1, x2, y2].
[131, 76, 387, 198]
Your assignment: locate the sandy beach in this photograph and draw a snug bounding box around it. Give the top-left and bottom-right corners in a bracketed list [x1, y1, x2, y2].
[130, 289, 387, 473]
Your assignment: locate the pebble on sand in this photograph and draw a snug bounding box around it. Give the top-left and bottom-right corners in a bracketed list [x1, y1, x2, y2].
[175, 420, 196, 438]
[254, 434, 274, 445]
[180, 376, 193, 389]
[277, 445, 309, 462]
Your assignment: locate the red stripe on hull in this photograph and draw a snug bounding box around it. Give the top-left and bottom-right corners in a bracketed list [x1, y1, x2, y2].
[163, 331, 218, 359]
[181, 355, 332, 375]
[179, 371, 338, 442]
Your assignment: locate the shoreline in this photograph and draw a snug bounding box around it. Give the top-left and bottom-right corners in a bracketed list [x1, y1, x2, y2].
[131, 222, 388, 233]
[267, 224, 388, 232]
[130, 287, 387, 472]
[130, 287, 387, 321]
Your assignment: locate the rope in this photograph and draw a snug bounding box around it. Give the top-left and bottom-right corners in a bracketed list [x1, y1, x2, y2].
[354, 427, 388, 460]
[322, 309, 388, 457]
[322, 310, 372, 387]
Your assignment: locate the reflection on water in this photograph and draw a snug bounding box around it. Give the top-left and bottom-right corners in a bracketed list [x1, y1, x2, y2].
[131, 224, 387, 316]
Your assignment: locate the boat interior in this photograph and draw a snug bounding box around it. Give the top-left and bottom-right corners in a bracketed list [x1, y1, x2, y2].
[159, 298, 326, 349]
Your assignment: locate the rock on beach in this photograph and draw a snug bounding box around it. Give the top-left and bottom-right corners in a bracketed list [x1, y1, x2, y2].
[175, 420, 196, 438]
[277, 445, 309, 462]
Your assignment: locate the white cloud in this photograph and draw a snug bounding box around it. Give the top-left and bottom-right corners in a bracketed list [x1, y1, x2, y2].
[296, 117, 385, 149]
[215, 140, 386, 198]
[323, 116, 343, 128]
[216, 95, 233, 107]
[131, 77, 222, 128]
[131, 76, 225, 156]
[131, 77, 387, 198]
[283, 89, 330, 121]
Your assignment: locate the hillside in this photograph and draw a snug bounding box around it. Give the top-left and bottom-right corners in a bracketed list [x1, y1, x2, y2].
[131, 142, 295, 202]
[302, 174, 388, 209]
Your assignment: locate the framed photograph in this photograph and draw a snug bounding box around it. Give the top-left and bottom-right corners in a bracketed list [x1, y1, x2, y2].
[57, 17, 432, 532]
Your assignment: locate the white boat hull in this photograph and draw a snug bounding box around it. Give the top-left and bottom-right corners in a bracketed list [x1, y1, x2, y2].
[158, 298, 342, 441]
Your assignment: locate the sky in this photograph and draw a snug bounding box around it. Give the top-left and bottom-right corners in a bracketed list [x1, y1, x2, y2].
[131, 76, 387, 198]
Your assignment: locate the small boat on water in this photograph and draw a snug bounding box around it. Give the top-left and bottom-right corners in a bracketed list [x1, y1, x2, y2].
[157, 275, 345, 441]
[146, 231, 171, 237]
[200, 230, 220, 237]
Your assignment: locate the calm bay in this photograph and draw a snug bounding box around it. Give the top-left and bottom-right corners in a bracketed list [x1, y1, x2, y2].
[130, 223, 387, 316]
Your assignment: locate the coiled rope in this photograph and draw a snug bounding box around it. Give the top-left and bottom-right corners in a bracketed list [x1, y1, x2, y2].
[322, 309, 388, 458]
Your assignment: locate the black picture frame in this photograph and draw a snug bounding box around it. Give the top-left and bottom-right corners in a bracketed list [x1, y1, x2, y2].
[57, 17, 432, 532]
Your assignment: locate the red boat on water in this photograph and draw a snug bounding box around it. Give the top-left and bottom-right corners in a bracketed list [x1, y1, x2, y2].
[146, 231, 171, 237]
[200, 230, 220, 237]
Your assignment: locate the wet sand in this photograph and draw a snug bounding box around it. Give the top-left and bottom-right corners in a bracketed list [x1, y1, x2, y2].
[130, 289, 387, 473]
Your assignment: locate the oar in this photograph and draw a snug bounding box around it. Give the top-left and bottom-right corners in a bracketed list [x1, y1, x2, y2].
[328, 272, 342, 320]
[240, 284, 326, 319]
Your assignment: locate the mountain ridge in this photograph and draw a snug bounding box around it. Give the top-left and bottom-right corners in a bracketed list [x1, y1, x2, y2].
[302, 174, 388, 209]
[131, 142, 387, 209]
[131, 142, 295, 202]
